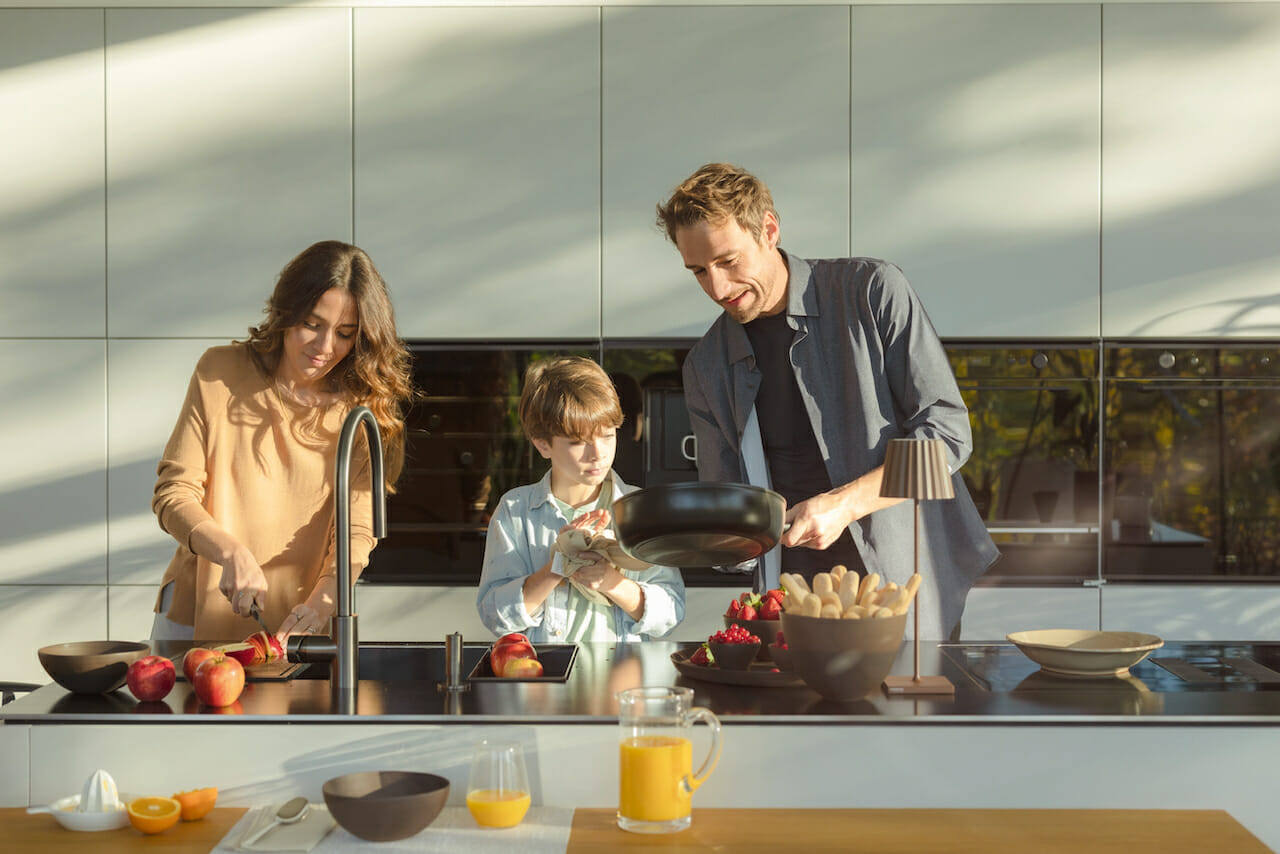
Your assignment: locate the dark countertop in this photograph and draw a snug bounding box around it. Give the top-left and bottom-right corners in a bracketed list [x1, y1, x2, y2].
[5, 639, 1280, 725]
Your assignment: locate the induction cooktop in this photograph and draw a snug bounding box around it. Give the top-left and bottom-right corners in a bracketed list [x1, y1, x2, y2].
[941, 641, 1280, 694]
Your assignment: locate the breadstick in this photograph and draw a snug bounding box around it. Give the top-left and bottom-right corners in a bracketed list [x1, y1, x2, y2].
[800, 593, 822, 618]
[812, 572, 834, 597]
[830, 564, 847, 583]
[856, 572, 881, 606]
[841, 603, 869, 620]
[838, 571, 860, 610]
[820, 602, 842, 619]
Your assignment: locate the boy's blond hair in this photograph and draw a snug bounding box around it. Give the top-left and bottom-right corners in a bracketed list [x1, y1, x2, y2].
[519, 356, 623, 444]
[655, 162, 779, 245]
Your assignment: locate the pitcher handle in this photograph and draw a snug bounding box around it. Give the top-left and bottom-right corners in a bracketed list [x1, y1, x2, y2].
[683, 706, 722, 794]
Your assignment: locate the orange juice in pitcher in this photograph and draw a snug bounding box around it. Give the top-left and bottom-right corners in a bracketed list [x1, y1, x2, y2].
[616, 687, 721, 834]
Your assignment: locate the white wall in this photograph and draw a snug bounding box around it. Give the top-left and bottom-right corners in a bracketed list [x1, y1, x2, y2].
[5, 2, 1280, 685]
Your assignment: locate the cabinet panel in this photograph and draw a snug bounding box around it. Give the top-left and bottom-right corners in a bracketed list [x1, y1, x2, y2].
[0, 587, 108, 684]
[107, 339, 223, 585]
[109, 584, 160, 644]
[1102, 5, 1280, 337]
[1102, 585, 1280, 640]
[354, 8, 600, 339]
[961, 587, 1100, 640]
[0, 341, 107, 585]
[602, 6, 851, 338]
[105, 8, 352, 337]
[851, 5, 1100, 338]
[0, 10, 105, 338]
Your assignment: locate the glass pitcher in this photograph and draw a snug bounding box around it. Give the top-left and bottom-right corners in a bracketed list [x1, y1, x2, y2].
[616, 686, 722, 834]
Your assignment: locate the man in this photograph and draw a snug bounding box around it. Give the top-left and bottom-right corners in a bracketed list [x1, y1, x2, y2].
[656, 163, 997, 640]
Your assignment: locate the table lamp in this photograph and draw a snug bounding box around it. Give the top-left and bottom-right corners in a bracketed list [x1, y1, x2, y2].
[879, 437, 956, 696]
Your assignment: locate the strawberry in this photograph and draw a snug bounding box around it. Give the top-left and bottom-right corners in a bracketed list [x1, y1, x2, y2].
[726, 599, 741, 618]
[739, 591, 753, 604]
[739, 603, 758, 621]
[758, 598, 782, 620]
[690, 644, 712, 666]
[764, 588, 785, 605]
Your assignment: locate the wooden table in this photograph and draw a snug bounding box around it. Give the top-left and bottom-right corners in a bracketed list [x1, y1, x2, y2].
[4, 806, 1273, 852]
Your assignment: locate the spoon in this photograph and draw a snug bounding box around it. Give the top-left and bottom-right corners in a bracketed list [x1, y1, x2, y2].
[241, 796, 309, 846]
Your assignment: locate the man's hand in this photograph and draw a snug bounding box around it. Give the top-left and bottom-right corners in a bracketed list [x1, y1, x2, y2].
[781, 491, 856, 551]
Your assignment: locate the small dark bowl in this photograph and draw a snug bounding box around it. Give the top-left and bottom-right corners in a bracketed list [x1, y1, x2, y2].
[768, 643, 794, 672]
[781, 612, 907, 702]
[38, 641, 151, 695]
[708, 640, 761, 671]
[323, 771, 449, 842]
[723, 616, 780, 660]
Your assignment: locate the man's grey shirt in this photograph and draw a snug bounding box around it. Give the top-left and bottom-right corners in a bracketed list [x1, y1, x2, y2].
[681, 252, 999, 639]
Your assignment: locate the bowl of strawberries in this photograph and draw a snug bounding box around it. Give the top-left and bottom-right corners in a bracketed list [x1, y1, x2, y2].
[723, 588, 785, 660]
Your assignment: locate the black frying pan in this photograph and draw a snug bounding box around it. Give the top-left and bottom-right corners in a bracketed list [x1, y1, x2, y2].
[611, 482, 786, 566]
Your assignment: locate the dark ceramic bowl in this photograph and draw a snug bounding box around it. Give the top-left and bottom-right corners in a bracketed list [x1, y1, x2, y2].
[768, 642, 794, 672]
[38, 641, 151, 694]
[780, 612, 907, 702]
[708, 640, 761, 671]
[723, 617, 780, 660]
[322, 771, 449, 842]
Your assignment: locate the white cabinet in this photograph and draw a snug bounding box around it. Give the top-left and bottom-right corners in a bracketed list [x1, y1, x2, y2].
[0, 341, 107, 586]
[1102, 4, 1280, 338]
[1102, 585, 1280, 641]
[851, 5, 1101, 338]
[105, 8, 353, 338]
[106, 339, 224, 586]
[353, 7, 601, 339]
[601, 6, 852, 338]
[0, 10, 105, 338]
[961, 586, 1101, 640]
[0, 587, 108, 684]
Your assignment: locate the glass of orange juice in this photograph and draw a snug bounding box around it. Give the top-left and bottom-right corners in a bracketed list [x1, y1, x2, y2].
[616, 686, 722, 834]
[466, 740, 531, 829]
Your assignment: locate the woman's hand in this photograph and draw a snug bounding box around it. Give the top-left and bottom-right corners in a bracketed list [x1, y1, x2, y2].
[218, 544, 269, 618]
[276, 576, 337, 640]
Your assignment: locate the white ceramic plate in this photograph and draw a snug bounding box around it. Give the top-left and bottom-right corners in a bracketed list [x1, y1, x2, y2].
[1006, 629, 1164, 678]
[34, 794, 136, 831]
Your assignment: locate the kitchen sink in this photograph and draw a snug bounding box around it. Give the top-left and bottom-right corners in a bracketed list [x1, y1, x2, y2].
[293, 642, 487, 682]
[291, 641, 577, 683]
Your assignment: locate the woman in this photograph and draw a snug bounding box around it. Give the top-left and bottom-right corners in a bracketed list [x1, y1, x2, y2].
[151, 240, 414, 642]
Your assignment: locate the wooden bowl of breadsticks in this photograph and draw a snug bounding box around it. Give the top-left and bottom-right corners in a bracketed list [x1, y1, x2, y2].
[778, 567, 913, 702]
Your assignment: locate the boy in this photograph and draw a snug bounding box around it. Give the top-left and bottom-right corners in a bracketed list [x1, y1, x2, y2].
[476, 356, 685, 641]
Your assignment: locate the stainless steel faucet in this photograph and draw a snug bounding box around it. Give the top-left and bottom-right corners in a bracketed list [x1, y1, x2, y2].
[286, 405, 387, 714]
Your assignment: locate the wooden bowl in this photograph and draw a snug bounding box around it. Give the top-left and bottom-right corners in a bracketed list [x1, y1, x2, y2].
[780, 612, 907, 702]
[322, 771, 449, 842]
[38, 641, 151, 695]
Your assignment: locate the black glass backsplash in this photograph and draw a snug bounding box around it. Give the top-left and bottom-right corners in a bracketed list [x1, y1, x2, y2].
[362, 341, 1280, 586]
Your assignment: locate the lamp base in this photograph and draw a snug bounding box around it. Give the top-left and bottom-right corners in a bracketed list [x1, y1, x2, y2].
[882, 674, 955, 696]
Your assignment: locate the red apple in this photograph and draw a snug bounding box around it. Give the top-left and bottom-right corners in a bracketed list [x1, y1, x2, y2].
[214, 642, 260, 668]
[192, 654, 245, 707]
[244, 630, 283, 663]
[490, 640, 537, 677]
[495, 632, 530, 649]
[182, 647, 218, 682]
[502, 657, 544, 678]
[126, 656, 176, 701]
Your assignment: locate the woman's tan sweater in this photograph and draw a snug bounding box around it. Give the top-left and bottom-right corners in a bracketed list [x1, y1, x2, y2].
[152, 344, 374, 640]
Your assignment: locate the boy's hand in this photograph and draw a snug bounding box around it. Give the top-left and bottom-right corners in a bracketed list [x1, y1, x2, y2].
[570, 553, 622, 591]
[565, 507, 610, 536]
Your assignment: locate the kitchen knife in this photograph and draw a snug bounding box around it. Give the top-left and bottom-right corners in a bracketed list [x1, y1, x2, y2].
[249, 602, 271, 635]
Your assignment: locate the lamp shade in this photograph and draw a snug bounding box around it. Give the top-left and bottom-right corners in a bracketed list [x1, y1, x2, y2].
[879, 438, 955, 501]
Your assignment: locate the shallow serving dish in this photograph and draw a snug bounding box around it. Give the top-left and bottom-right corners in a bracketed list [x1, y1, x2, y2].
[1007, 629, 1164, 678]
[32, 793, 137, 831]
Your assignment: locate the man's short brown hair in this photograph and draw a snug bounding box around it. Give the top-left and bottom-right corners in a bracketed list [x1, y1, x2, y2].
[655, 162, 778, 244]
[518, 356, 623, 444]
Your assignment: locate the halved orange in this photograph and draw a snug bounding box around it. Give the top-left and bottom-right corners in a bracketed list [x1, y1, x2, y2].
[172, 787, 218, 821]
[127, 796, 181, 834]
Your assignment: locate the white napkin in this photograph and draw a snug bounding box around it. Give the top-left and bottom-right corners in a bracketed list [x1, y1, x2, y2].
[216, 806, 572, 854]
[221, 802, 336, 852]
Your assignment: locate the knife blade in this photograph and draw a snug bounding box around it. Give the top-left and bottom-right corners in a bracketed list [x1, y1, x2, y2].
[248, 602, 271, 635]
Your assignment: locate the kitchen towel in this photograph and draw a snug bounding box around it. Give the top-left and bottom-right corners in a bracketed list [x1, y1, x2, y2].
[215, 806, 573, 854]
[551, 528, 651, 605]
[217, 802, 336, 852]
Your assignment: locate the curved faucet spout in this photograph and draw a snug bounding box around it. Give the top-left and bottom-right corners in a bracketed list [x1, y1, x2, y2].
[336, 405, 387, 621]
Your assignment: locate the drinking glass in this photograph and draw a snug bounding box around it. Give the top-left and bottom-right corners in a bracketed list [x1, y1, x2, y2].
[466, 740, 531, 829]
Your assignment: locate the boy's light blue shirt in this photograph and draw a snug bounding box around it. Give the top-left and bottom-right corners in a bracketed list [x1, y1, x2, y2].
[476, 470, 686, 642]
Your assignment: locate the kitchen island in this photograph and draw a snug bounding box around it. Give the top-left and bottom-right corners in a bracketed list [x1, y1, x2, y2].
[3, 640, 1278, 850]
